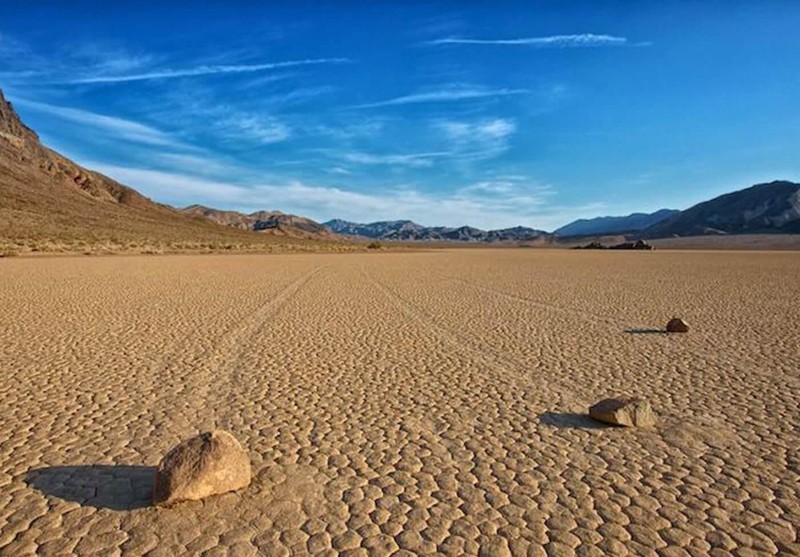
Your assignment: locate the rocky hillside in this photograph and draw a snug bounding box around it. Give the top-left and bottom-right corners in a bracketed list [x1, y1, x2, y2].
[644, 181, 800, 237]
[555, 209, 678, 237]
[324, 219, 550, 242]
[0, 88, 339, 253]
[322, 219, 423, 238]
[182, 205, 334, 239]
[1, 91, 161, 211]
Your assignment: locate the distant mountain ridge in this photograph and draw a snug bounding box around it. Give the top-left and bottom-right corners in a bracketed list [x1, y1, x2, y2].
[326, 180, 800, 242]
[323, 219, 550, 242]
[3, 87, 798, 250]
[182, 205, 335, 239]
[555, 209, 679, 236]
[326, 181, 800, 242]
[323, 219, 422, 238]
[643, 181, 800, 237]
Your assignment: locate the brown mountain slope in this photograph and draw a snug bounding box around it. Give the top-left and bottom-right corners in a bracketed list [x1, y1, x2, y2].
[182, 205, 334, 239]
[0, 89, 343, 254]
[643, 180, 800, 237]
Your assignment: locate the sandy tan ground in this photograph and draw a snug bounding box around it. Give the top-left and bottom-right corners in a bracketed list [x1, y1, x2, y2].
[1, 249, 798, 556]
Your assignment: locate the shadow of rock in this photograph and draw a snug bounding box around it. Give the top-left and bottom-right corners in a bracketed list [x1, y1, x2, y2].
[26, 465, 155, 510]
[539, 412, 609, 429]
[625, 328, 667, 335]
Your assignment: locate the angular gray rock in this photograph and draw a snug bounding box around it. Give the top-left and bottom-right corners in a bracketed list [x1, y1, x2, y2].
[666, 317, 690, 333]
[589, 398, 656, 427]
[153, 430, 251, 506]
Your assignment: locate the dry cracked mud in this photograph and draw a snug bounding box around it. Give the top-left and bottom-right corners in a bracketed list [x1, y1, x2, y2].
[1, 250, 798, 556]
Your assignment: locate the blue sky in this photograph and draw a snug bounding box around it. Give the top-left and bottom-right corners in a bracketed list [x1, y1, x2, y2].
[1, 2, 799, 230]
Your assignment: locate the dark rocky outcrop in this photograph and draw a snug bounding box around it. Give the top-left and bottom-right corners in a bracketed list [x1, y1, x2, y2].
[573, 240, 654, 250]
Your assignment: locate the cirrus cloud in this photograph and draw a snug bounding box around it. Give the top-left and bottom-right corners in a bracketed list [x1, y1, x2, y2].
[352, 86, 528, 109]
[427, 34, 649, 48]
[61, 58, 352, 84]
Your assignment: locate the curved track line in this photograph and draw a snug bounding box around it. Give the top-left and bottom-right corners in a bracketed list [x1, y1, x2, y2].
[360, 266, 582, 409]
[436, 272, 800, 420]
[142, 265, 327, 440]
[443, 275, 627, 328]
[211, 265, 328, 429]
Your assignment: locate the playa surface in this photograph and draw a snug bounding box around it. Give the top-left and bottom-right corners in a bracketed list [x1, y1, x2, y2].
[1, 250, 798, 556]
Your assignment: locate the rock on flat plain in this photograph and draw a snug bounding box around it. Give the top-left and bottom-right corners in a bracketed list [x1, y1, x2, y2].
[589, 398, 657, 428]
[153, 430, 251, 506]
[1, 250, 798, 555]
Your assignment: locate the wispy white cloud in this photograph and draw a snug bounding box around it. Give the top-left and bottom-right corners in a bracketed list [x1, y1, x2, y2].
[340, 151, 450, 167]
[310, 119, 387, 140]
[464, 181, 519, 194]
[89, 164, 246, 202]
[352, 86, 528, 109]
[460, 176, 554, 201]
[316, 119, 515, 171]
[437, 118, 515, 141]
[217, 114, 292, 144]
[427, 34, 647, 47]
[10, 97, 189, 149]
[0, 34, 46, 81]
[434, 117, 517, 160]
[61, 58, 352, 84]
[0, 34, 156, 83]
[0, 32, 31, 59]
[233, 72, 296, 90]
[151, 153, 229, 175]
[84, 162, 577, 229]
[138, 85, 295, 146]
[64, 42, 155, 75]
[265, 85, 337, 105]
[327, 167, 352, 175]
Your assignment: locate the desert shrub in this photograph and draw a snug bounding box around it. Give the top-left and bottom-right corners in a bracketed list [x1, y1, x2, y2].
[367, 241, 382, 250]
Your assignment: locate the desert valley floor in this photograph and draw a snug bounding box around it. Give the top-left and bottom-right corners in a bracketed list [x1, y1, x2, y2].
[0, 249, 798, 556]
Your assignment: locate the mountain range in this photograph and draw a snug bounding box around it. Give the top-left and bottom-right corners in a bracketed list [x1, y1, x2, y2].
[1, 86, 799, 252]
[643, 181, 800, 237]
[323, 180, 800, 240]
[324, 182, 800, 240]
[554, 209, 679, 237]
[181, 205, 334, 239]
[323, 219, 550, 242]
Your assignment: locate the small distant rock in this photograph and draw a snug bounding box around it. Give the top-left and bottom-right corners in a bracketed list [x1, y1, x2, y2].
[153, 430, 251, 506]
[666, 317, 690, 333]
[589, 398, 656, 427]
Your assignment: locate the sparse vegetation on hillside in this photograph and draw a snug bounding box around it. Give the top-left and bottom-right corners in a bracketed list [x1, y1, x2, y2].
[0, 88, 357, 255]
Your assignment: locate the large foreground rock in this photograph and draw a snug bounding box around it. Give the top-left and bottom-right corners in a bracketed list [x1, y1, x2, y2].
[589, 398, 656, 427]
[153, 430, 251, 506]
[666, 317, 690, 333]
